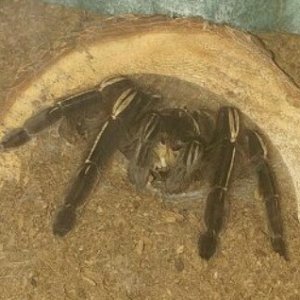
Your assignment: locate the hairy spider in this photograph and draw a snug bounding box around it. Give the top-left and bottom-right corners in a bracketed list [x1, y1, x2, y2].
[0, 76, 287, 260]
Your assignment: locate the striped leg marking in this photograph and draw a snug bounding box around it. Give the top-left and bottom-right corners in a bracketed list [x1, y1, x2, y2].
[199, 107, 240, 260]
[128, 112, 162, 190]
[0, 90, 102, 150]
[247, 129, 287, 259]
[53, 119, 119, 236]
[53, 78, 150, 236]
[166, 139, 205, 193]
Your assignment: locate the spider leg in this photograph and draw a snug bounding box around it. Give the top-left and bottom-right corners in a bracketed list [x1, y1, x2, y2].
[127, 111, 162, 190]
[199, 107, 240, 260]
[165, 110, 214, 193]
[0, 90, 103, 150]
[165, 138, 205, 193]
[246, 129, 287, 259]
[53, 78, 154, 236]
[53, 119, 119, 236]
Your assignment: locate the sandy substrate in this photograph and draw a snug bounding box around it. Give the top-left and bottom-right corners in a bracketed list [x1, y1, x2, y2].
[1, 1, 300, 299]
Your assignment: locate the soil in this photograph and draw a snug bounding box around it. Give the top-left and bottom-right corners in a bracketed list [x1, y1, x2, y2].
[1, 1, 300, 299]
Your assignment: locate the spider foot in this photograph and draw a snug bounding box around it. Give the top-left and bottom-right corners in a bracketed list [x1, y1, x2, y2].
[0, 128, 31, 149]
[53, 205, 76, 237]
[271, 236, 288, 259]
[198, 231, 217, 260]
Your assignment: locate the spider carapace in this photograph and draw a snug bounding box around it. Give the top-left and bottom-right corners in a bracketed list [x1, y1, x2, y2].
[0, 76, 287, 260]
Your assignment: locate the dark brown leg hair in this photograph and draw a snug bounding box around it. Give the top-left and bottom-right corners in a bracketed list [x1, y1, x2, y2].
[0, 90, 103, 150]
[127, 111, 163, 190]
[246, 129, 287, 259]
[199, 107, 240, 260]
[53, 78, 155, 235]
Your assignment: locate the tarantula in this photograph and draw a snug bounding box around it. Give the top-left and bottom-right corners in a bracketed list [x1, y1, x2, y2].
[0, 76, 287, 260]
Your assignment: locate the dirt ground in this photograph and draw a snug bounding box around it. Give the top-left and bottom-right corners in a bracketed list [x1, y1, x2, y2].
[1, 1, 300, 299]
